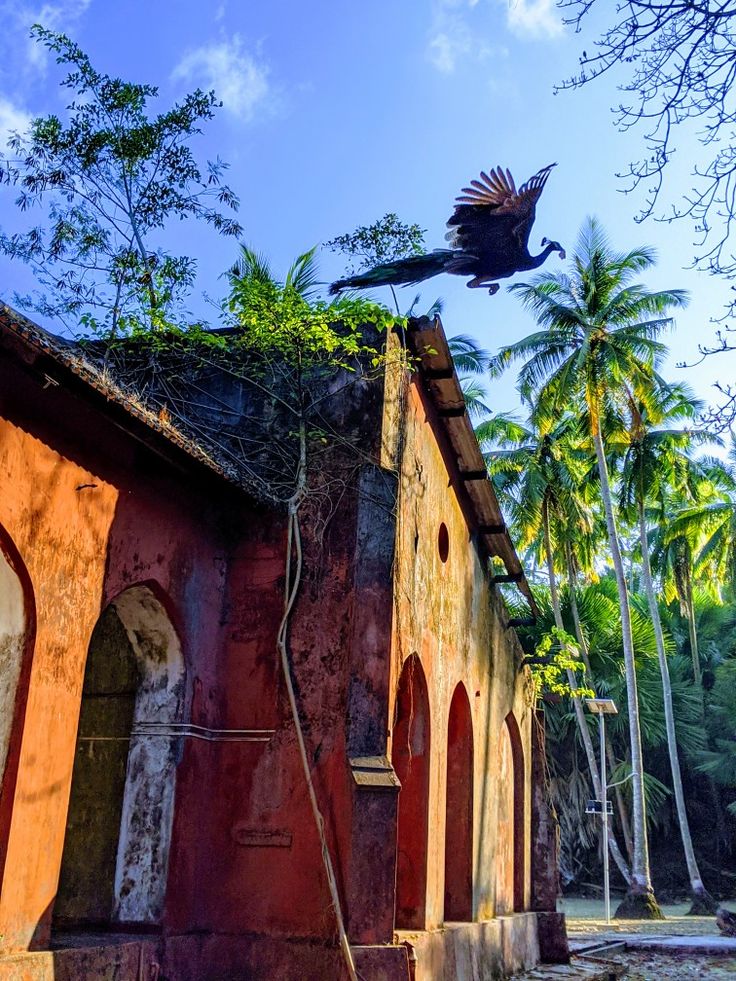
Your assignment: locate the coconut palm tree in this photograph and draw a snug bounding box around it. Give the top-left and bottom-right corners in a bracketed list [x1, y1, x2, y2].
[480, 408, 633, 884]
[519, 576, 704, 889]
[447, 332, 492, 419]
[494, 217, 688, 917]
[618, 383, 716, 912]
[653, 455, 736, 693]
[669, 454, 736, 601]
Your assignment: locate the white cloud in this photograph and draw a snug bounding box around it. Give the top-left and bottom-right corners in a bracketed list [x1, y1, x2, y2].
[426, 1, 512, 74]
[505, 0, 562, 39]
[0, 97, 31, 149]
[425, 0, 563, 68]
[172, 37, 270, 122]
[0, 1, 93, 73]
[427, 25, 472, 74]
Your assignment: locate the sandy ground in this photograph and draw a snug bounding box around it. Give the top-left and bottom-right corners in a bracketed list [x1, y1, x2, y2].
[559, 898, 721, 936]
[559, 897, 735, 980]
[619, 950, 736, 979]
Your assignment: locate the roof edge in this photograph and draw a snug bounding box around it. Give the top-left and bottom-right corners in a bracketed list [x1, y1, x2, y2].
[406, 314, 537, 619]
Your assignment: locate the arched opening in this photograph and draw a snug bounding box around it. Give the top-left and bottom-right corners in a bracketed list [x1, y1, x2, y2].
[443, 683, 473, 922]
[0, 529, 34, 881]
[496, 712, 525, 914]
[55, 585, 185, 930]
[392, 654, 431, 930]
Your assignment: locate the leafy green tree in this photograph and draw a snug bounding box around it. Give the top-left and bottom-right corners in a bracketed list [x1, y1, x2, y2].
[495, 217, 688, 917]
[516, 577, 704, 890]
[655, 458, 736, 689]
[670, 455, 736, 600]
[618, 382, 716, 912]
[0, 27, 241, 337]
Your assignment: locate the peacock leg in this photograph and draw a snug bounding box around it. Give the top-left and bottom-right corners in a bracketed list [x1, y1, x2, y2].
[466, 277, 499, 294]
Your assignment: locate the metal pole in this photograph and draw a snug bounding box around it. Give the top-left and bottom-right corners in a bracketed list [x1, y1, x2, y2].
[600, 711, 610, 924]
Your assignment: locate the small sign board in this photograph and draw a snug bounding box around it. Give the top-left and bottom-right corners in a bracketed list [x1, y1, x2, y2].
[585, 799, 614, 815]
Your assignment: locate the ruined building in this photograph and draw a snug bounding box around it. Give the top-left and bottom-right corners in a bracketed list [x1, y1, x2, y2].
[0, 305, 567, 980]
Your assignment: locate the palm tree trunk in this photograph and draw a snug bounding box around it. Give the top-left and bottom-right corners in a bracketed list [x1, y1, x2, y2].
[606, 742, 634, 864]
[684, 575, 703, 689]
[638, 502, 716, 914]
[592, 421, 662, 918]
[564, 546, 635, 865]
[542, 500, 632, 886]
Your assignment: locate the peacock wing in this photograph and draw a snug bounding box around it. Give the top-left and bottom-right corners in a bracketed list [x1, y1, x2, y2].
[446, 163, 556, 254]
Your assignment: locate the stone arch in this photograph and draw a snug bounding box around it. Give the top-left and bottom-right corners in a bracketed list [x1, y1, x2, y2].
[443, 682, 473, 922]
[496, 711, 525, 914]
[392, 653, 431, 930]
[0, 526, 35, 881]
[56, 583, 185, 928]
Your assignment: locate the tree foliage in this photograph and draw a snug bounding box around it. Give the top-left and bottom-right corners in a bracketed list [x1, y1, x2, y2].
[559, 1, 736, 430]
[325, 212, 425, 277]
[0, 27, 241, 337]
[226, 245, 394, 373]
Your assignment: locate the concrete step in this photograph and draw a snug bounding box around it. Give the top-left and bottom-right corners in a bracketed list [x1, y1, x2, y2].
[572, 941, 627, 957]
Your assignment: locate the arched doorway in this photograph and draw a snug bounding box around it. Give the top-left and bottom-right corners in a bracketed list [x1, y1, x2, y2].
[0, 529, 34, 881]
[55, 585, 185, 929]
[392, 654, 431, 929]
[496, 712, 525, 914]
[443, 683, 473, 921]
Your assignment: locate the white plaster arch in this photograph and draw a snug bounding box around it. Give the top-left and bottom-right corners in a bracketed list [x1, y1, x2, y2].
[110, 585, 185, 925]
[0, 542, 27, 788]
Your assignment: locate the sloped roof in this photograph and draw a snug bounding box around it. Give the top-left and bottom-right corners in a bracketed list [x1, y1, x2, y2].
[0, 303, 535, 614]
[407, 316, 537, 616]
[0, 303, 254, 495]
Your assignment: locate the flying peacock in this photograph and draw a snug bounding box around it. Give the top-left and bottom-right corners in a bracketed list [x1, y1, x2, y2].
[329, 163, 565, 297]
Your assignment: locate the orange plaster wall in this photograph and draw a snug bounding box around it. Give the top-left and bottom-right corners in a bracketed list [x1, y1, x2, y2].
[0, 365, 235, 952]
[389, 379, 536, 929]
[0, 417, 119, 951]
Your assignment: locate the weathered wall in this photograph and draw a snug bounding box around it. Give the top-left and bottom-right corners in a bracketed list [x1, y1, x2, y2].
[0, 547, 26, 788]
[388, 376, 536, 930]
[0, 339, 391, 961]
[0, 325, 544, 979]
[0, 354, 233, 952]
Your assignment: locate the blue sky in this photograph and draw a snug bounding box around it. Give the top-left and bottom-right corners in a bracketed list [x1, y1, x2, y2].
[0, 0, 732, 420]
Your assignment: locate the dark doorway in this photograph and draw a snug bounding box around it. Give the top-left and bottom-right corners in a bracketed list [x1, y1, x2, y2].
[392, 654, 431, 929]
[55, 586, 185, 929]
[443, 683, 473, 921]
[55, 605, 139, 926]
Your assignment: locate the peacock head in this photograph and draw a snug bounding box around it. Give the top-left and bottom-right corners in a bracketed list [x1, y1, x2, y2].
[541, 237, 566, 260]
